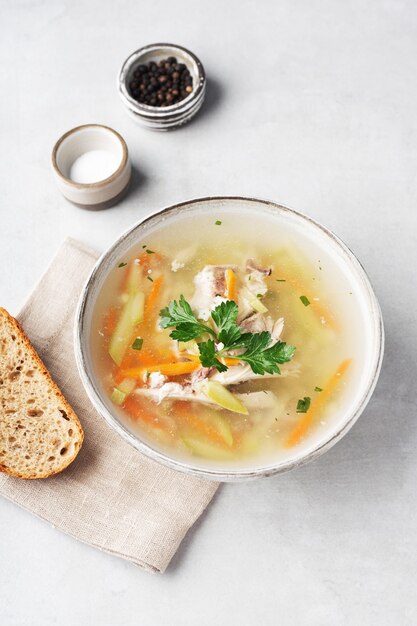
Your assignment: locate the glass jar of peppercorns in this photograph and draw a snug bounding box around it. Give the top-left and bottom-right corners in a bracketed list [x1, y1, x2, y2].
[118, 44, 206, 131]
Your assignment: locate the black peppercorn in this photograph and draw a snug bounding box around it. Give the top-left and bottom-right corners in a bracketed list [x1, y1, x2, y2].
[128, 56, 193, 107]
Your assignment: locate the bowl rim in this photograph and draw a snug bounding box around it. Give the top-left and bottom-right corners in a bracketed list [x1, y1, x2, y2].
[51, 124, 129, 189]
[74, 196, 384, 481]
[117, 43, 206, 117]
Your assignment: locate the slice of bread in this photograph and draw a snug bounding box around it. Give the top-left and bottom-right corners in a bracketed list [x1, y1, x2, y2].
[0, 308, 83, 479]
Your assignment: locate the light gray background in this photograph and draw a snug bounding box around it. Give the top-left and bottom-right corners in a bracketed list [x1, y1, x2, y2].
[1, 1, 416, 624]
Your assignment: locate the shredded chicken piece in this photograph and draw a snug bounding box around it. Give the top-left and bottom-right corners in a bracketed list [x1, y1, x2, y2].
[171, 259, 185, 272]
[135, 383, 214, 406]
[190, 260, 272, 322]
[148, 371, 167, 388]
[244, 259, 272, 297]
[246, 259, 272, 276]
[170, 244, 198, 272]
[191, 265, 237, 320]
[237, 391, 278, 410]
[190, 367, 212, 388]
[209, 362, 299, 386]
[244, 270, 268, 297]
[239, 313, 284, 342]
[134, 384, 279, 411]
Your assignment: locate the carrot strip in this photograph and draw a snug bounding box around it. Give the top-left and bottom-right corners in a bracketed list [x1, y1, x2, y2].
[123, 395, 168, 430]
[178, 352, 240, 367]
[225, 268, 238, 301]
[102, 307, 117, 338]
[113, 369, 127, 386]
[144, 275, 164, 320]
[136, 349, 178, 367]
[285, 359, 352, 447]
[120, 347, 178, 370]
[145, 360, 200, 376]
[279, 272, 338, 330]
[174, 401, 226, 446]
[138, 250, 163, 272]
[220, 356, 241, 367]
[136, 251, 151, 272]
[178, 352, 200, 362]
[120, 265, 130, 292]
[118, 351, 197, 383]
[121, 360, 200, 378]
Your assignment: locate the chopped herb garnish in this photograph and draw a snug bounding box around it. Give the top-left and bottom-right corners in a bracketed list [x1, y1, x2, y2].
[147, 276, 154, 282]
[256, 293, 263, 299]
[142, 244, 147, 249]
[159, 296, 296, 375]
[146, 372, 151, 378]
[146, 249, 155, 254]
[276, 279, 286, 282]
[118, 262, 127, 268]
[300, 295, 310, 307]
[215, 220, 222, 225]
[132, 337, 143, 351]
[296, 397, 311, 413]
[314, 386, 323, 392]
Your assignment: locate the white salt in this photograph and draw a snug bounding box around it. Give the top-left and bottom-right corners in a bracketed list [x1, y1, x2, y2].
[69, 150, 120, 184]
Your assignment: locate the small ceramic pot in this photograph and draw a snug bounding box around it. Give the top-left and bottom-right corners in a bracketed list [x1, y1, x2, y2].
[51, 124, 131, 210]
[118, 43, 206, 131]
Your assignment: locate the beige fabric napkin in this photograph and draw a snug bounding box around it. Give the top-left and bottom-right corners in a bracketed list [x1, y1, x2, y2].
[0, 238, 218, 573]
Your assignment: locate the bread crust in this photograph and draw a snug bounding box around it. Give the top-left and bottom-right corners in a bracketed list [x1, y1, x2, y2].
[0, 307, 84, 479]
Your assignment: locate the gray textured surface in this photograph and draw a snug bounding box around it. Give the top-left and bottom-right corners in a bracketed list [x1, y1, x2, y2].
[1, 1, 416, 624]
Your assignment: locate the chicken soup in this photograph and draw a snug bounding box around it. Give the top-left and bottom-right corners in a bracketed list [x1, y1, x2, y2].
[90, 207, 369, 469]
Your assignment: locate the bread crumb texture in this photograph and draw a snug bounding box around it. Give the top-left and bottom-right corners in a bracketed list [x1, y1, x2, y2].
[0, 308, 83, 479]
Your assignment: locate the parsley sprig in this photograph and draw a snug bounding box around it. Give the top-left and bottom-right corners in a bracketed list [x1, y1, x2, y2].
[159, 296, 296, 375]
[159, 295, 216, 342]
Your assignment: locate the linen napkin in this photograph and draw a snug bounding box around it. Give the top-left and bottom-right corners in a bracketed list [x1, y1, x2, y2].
[0, 239, 219, 573]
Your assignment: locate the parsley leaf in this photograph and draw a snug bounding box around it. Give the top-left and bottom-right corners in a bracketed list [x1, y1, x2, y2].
[218, 324, 243, 348]
[118, 262, 127, 268]
[198, 340, 227, 372]
[296, 397, 311, 413]
[159, 295, 215, 341]
[300, 295, 310, 307]
[238, 332, 295, 375]
[159, 295, 296, 374]
[132, 337, 143, 350]
[210, 301, 252, 350]
[211, 300, 238, 332]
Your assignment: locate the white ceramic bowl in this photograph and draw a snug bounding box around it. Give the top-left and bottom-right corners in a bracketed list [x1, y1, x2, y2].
[118, 43, 206, 131]
[51, 124, 131, 209]
[75, 197, 384, 481]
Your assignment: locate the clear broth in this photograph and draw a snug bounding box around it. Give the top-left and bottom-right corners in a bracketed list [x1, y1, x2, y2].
[90, 207, 368, 470]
